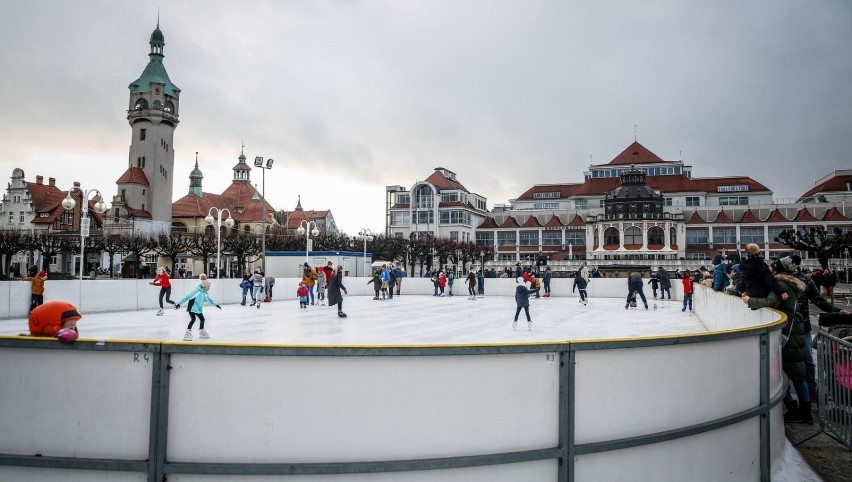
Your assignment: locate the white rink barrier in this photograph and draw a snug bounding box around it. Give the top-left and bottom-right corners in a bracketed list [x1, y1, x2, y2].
[0, 285, 788, 481]
[0, 277, 681, 320]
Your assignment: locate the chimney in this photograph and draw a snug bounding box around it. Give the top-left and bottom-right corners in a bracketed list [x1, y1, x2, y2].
[73, 181, 81, 189]
[36, 175, 43, 185]
[48, 177, 56, 187]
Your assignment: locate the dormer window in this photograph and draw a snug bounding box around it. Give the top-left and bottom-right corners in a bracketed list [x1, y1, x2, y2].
[164, 101, 174, 113]
[152, 100, 162, 109]
[134, 98, 148, 110]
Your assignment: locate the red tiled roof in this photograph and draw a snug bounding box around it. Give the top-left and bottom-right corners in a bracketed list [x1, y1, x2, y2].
[765, 209, 789, 222]
[822, 207, 849, 222]
[606, 141, 667, 166]
[220, 182, 275, 223]
[477, 217, 499, 229]
[172, 192, 232, 218]
[515, 184, 582, 201]
[570, 175, 703, 196]
[232, 161, 252, 171]
[685, 211, 705, 224]
[793, 208, 819, 222]
[116, 167, 150, 187]
[544, 214, 563, 227]
[691, 177, 771, 194]
[568, 214, 585, 226]
[798, 174, 852, 201]
[738, 210, 762, 223]
[521, 215, 542, 228]
[26, 182, 66, 213]
[424, 170, 468, 192]
[713, 211, 734, 224]
[279, 209, 331, 229]
[499, 217, 520, 228]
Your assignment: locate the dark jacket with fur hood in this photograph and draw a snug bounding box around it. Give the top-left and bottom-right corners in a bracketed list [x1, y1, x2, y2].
[747, 273, 807, 382]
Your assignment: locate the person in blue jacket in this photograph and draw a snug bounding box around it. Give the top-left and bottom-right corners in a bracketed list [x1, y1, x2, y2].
[175, 277, 221, 341]
[711, 254, 727, 292]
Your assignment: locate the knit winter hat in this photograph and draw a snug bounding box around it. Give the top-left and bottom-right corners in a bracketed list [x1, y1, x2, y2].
[516, 277, 524, 284]
[712, 254, 723, 265]
[779, 256, 798, 273]
[746, 243, 760, 256]
[200, 279, 211, 289]
[38, 270, 47, 278]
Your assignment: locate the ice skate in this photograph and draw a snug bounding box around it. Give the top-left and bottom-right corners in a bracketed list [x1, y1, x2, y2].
[250, 300, 256, 307]
[199, 329, 210, 339]
[156, 309, 164, 316]
[682, 306, 687, 312]
[256, 302, 261, 309]
[527, 321, 532, 331]
[512, 321, 517, 330]
[338, 311, 347, 318]
[183, 330, 192, 341]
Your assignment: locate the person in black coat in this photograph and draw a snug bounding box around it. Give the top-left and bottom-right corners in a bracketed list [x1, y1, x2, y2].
[513, 277, 536, 331]
[327, 265, 348, 317]
[658, 266, 672, 299]
[626, 271, 648, 309]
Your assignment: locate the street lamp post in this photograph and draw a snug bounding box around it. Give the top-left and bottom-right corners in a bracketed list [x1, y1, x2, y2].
[357, 228, 374, 277]
[62, 186, 108, 280]
[297, 220, 319, 265]
[253, 156, 274, 274]
[205, 207, 234, 278]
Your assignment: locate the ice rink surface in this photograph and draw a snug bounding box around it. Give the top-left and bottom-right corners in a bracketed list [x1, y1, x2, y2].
[0, 294, 706, 345]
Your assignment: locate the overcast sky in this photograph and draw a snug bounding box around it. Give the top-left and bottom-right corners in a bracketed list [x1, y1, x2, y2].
[2, 0, 851, 235]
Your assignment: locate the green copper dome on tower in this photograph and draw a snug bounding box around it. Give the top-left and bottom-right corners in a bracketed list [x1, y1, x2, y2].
[188, 154, 203, 197]
[129, 23, 181, 98]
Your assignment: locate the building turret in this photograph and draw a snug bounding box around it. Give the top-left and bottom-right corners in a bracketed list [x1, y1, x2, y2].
[188, 153, 203, 197]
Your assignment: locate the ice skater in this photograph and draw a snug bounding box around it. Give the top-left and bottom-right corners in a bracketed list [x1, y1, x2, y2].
[542, 266, 552, 298]
[368, 269, 382, 300]
[658, 266, 672, 300]
[328, 265, 348, 317]
[466, 269, 477, 300]
[513, 277, 536, 331]
[681, 271, 694, 312]
[573, 270, 589, 305]
[24, 270, 48, 312]
[626, 271, 648, 309]
[297, 281, 309, 308]
[249, 267, 264, 309]
[315, 265, 327, 305]
[28, 300, 82, 343]
[175, 278, 220, 341]
[648, 272, 660, 299]
[149, 266, 175, 315]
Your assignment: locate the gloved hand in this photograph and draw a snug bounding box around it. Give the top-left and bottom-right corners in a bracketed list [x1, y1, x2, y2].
[174, 304, 181, 309]
[216, 305, 222, 310]
[343, 288, 348, 294]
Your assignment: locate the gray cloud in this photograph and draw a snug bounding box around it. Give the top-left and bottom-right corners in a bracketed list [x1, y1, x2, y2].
[2, 0, 851, 234]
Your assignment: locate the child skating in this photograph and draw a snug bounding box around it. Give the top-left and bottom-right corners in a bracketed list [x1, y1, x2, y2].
[466, 269, 477, 300]
[368, 269, 382, 300]
[297, 281, 309, 308]
[573, 270, 589, 305]
[513, 277, 536, 331]
[23, 270, 48, 312]
[681, 271, 694, 312]
[175, 277, 220, 341]
[149, 266, 175, 315]
[315, 265, 327, 305]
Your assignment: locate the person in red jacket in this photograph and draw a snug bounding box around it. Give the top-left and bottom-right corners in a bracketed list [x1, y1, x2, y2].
[150, 266, 175, 316]
[681, 270, 694, 312]
[28, 300, 82, 340]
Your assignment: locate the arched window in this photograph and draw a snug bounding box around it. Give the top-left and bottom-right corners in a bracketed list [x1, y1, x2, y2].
[624, 226, 642, 245]
[593, 228, 599, 247]
[171, 222, 187, 233]
[152, 100, 163, 109]
[134, 98, 148, 110]
[164, 101, 174, 113]
[670, 227, 677, 246]
[604, 227, 620, 245]
[204, 225, 214, 236]
[647, 226, 664, 245]
[243, 225, 251, 234]
[414, 185, 434, 209]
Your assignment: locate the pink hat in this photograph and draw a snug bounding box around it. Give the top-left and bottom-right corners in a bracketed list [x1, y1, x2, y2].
[38, 271, 47, 278]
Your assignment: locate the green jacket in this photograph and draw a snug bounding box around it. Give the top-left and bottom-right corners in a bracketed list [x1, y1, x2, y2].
[747, 273, 807, 382]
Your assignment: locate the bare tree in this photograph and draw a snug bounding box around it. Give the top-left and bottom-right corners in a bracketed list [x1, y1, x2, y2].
[153, 233, 190, 273]
[0, 230, 25, 279]
[222, 232, 262, 275]
[776, 227, 852, 269]
[188, 232, 219, 277]
[120, 233, 155, 279]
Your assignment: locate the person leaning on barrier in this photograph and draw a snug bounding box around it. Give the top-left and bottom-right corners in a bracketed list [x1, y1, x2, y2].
[742, 258, 810, 423]
[787, 255, 849, 401]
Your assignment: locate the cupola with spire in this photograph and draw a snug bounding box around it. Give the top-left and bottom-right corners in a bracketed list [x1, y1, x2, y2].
[188, 152, 203, 196]
[232, 148, 252, 183]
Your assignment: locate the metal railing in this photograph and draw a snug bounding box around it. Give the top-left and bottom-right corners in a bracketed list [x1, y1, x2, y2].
[813, 332, 852, 449]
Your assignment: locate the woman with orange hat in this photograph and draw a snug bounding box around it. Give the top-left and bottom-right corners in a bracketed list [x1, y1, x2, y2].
[23, 270, 48, 312]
